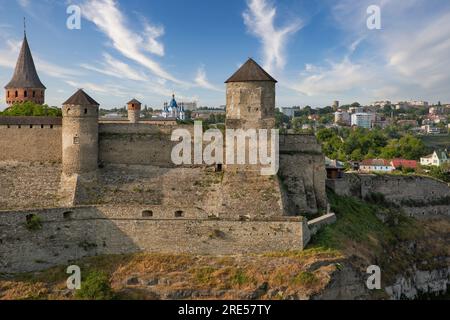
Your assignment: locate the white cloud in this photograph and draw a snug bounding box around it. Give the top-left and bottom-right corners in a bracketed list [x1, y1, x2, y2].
[243, 0, 302, 74]
[81, 53, 149, 82]
[80, 0, 184, 85]
[386, 11, 450, 89]
[65, 80, 127, 97]
[17, 0, 30, 8]
[292, 58, 368, 96]
[195, 66, 223, 92]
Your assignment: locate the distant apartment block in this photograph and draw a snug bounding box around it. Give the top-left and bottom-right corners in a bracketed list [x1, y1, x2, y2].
[351, 112, 376, 129]
[421, 125, 441, 135]
[334, 110, 351, 126]
[281, 106, 301, 118]
[371, 100, 391, 107]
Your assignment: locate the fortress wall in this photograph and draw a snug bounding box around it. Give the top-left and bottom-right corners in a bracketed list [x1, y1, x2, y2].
[279, 134, 323, 154]
[327, 173, 450, 218]
[0, 206, 308, 273]
[98, 123, 195, 167]
[278, 134, 327, 215]
[0, 162, 62, 211]
[0, 125, 62, 162]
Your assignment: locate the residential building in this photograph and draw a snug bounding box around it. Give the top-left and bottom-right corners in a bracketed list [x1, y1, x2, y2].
[390, 159, 418, 170]
[351, 112, 376, 129]
[334, 110, 351, 126]
[325, 157, 345, 179]
[281, 106, 300, 118]
[421, 125, 441, 135]
[360, 159, 395, 173]
[420, 150, 449, 167]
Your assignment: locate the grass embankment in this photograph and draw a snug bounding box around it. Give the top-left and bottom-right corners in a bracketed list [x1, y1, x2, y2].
[0, 249, 343, 300]
[310, 192, 449, 285]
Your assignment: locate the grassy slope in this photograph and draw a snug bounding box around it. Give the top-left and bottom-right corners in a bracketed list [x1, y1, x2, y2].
[311, 192, 449, 286]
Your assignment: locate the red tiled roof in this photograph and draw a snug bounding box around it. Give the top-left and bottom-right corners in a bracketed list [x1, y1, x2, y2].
[361, 159, 391, 166]
[391, 159, 418, 169]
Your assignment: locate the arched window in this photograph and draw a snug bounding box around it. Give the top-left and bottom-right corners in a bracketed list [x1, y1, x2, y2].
[15, 91, 18, 98]
[32, 91, 36, 98]
[24, 90, 27, 98]
[84, 108, 88, 114]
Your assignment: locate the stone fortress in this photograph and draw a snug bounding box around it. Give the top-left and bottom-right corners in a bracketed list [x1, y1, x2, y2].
[0, 33, 332, 273]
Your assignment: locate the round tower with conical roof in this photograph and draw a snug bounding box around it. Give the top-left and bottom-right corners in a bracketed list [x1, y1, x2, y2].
[62, 89, 99, 177]
[127, 98, 141, 124]
[225, 58, 277, 130]
[4, 32, 46, 106]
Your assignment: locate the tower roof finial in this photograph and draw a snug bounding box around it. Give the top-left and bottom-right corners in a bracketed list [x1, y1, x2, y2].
[23, 17, 26, 37]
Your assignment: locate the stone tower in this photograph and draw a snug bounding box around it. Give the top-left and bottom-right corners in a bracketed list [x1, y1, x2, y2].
[224, 59, 278, 173]
[4, 32, 46, 106]
[225, 58, 277, 130]
[127, 98, 141, 123]
[61, 89, 99, 177]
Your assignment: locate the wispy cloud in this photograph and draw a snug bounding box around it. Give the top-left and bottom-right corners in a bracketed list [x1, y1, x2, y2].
[195, 66, 223, 92]
[80, 0, 184, 85]
[65, 80, 127, 97]
[243, 0, 302, 74]
[80, 53, 148, 82]
[17, 0, 30, 8]
[292, 58, 368, 96]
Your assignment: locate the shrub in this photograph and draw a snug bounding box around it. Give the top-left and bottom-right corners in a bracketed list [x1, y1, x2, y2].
[75, 271, 114, 300]
[293, 272, 319, 287]
[25, 215, 42, 231]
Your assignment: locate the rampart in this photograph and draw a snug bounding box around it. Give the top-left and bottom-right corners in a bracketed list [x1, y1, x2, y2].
[0, 206, 309, 273]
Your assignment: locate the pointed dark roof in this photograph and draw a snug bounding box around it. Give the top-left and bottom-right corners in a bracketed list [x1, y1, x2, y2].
[5, 35, 46, 89]
[225, 58, 277, 83]
[127, 98, 141, 105]
[63, 89, 99, 106]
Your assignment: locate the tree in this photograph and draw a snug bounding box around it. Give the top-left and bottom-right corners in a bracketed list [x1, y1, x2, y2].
[1, 101, 62, 117]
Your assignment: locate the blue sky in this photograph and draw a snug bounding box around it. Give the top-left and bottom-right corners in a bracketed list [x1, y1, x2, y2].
[1, 0, 450, 109]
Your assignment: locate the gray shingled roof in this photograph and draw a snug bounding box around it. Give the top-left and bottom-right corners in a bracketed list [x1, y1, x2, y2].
[127, 98, 142, 105]
[225, 58, 277, 83]
[0, 116, 61, 125]
[63, 89, 99, 106]
[5, 36, 46, 89]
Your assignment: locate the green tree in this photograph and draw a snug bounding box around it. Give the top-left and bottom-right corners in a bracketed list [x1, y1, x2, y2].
[1, 101, 61, 117]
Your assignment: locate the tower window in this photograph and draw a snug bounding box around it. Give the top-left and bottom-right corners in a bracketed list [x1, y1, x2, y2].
[24, 90, 27, 98]
[84, 108, 88, 114]
[15, 91, 18, 97]
[73, 136, 80, 145]
[32, 91, 36, 98]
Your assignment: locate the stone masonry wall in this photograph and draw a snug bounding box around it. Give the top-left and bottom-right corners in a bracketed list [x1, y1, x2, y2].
[279, 135, 327, 215]
[0, 206, 308, 273]
[0, 125, 61, 162]
[0, 161, 62, 210]
[327, 173, 450, 218]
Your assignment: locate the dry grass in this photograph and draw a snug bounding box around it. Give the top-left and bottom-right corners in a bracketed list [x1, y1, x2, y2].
[0, 249, 343, 300]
